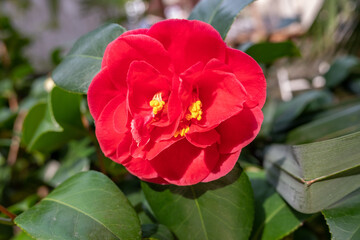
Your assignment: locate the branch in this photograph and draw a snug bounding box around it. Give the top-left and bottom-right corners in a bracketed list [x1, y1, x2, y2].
[0, 205, 16, 221]
[0, 217, 14, 226]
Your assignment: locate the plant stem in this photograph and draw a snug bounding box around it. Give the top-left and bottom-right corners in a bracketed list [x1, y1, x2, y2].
[0, 217, 14, 226]
[0, 205, 16, 220]
[7, 111, 26, 166]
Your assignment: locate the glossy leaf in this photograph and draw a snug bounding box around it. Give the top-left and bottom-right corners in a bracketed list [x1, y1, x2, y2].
[264, 130, 360, 213]
[188, 0, 255, 39]
[322, 188, 360, 240]
[245, 41, 301, 64]
[11, 231, 34, 240]
[287, 103, 360, 144]
[52, 24, 126, 93]
[248, 171, 308, 240]
[15, 171, 141, 240]
[142, 164, 254, 240]
[325, 56, 360, 88]
[22, 86, 85, 152]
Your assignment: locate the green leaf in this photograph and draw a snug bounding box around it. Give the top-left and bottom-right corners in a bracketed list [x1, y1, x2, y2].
[245, 41, 301, 64]
[188, 0, 255, 39]
[141, 224, 174, 240]
[248, 171, 309, 240]
[52, 23, 126, 94]
[22, 86, 85, 152]
[287, 103, 360, 144]
[264, 130, 360, 213]
[142, 164, 254, 240]
[272, 90, 333, 133]
[322, 188, 360, 240]
[15, 171, 141, 240]
[325, 56, 360, 88]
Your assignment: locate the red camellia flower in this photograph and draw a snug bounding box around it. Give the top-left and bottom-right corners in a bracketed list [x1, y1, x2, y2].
[88, 19, 266, 185]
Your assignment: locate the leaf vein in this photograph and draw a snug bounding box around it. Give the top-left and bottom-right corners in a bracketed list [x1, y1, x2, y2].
[43, 198, 120, 239]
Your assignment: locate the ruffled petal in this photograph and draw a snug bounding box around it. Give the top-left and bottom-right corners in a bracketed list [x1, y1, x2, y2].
[193, 60, 247, 131]
[102, 34, 172, 87]
[217, 107, 263, 154]
[88, 67, 123, 121]
[113, 97, 128, 133]
[147, 19, 226, 73]
[226, 48, 266, 108]
[202, 152, 241, 182]
[123, 157, 160, 180]
[186, 129, 220, 148]
[121, 28, 148, 37]
[150, 119, 179, 141]
[95, 95, 131, 159]
[150, 140, 219, 185]
[115, 132, 132, 163]
[139, 177, 169, 185]
[132, 137, 180, 160]
[178, 61, 205, 111]
[127, 60, 170, 116]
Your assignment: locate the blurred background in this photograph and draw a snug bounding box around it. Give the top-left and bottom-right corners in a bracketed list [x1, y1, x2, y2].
[1, 1, 360, 239]
[1, 0, 360, 101]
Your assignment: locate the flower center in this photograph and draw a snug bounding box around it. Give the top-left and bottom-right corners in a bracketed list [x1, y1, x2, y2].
[149, 92, 165, 115]
[174, 99, 203, 138]
[185, 100, 203, 121]
[174, 125, 190, 138]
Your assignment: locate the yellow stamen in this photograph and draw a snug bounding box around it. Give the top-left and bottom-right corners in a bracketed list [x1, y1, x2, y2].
[149, 93, 165, 115]
[173, 99, 203, 138]
[186, 100, 203, 121]
[174, 125, 190, 138]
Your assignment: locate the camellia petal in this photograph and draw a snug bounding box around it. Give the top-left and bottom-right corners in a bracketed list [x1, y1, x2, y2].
[113, 99, 128, 134]
[120, 28, 148, 37]
[123, 157, 160, 180]
[102, 34, 173, 84]
[150, 140, 219, 185]
[186, 129, 220, 148]
[147, 19, 226, 73]
[202, 152, 241, 182]
[115, 132, 132, 163]
[195, 65, 247, 130]
[95, 95, 130, 159]
[127, 60, 170, 116]
[226, 48, 266, 108]
[87, 67, 122, 121]
[217, 107, 264, 154]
